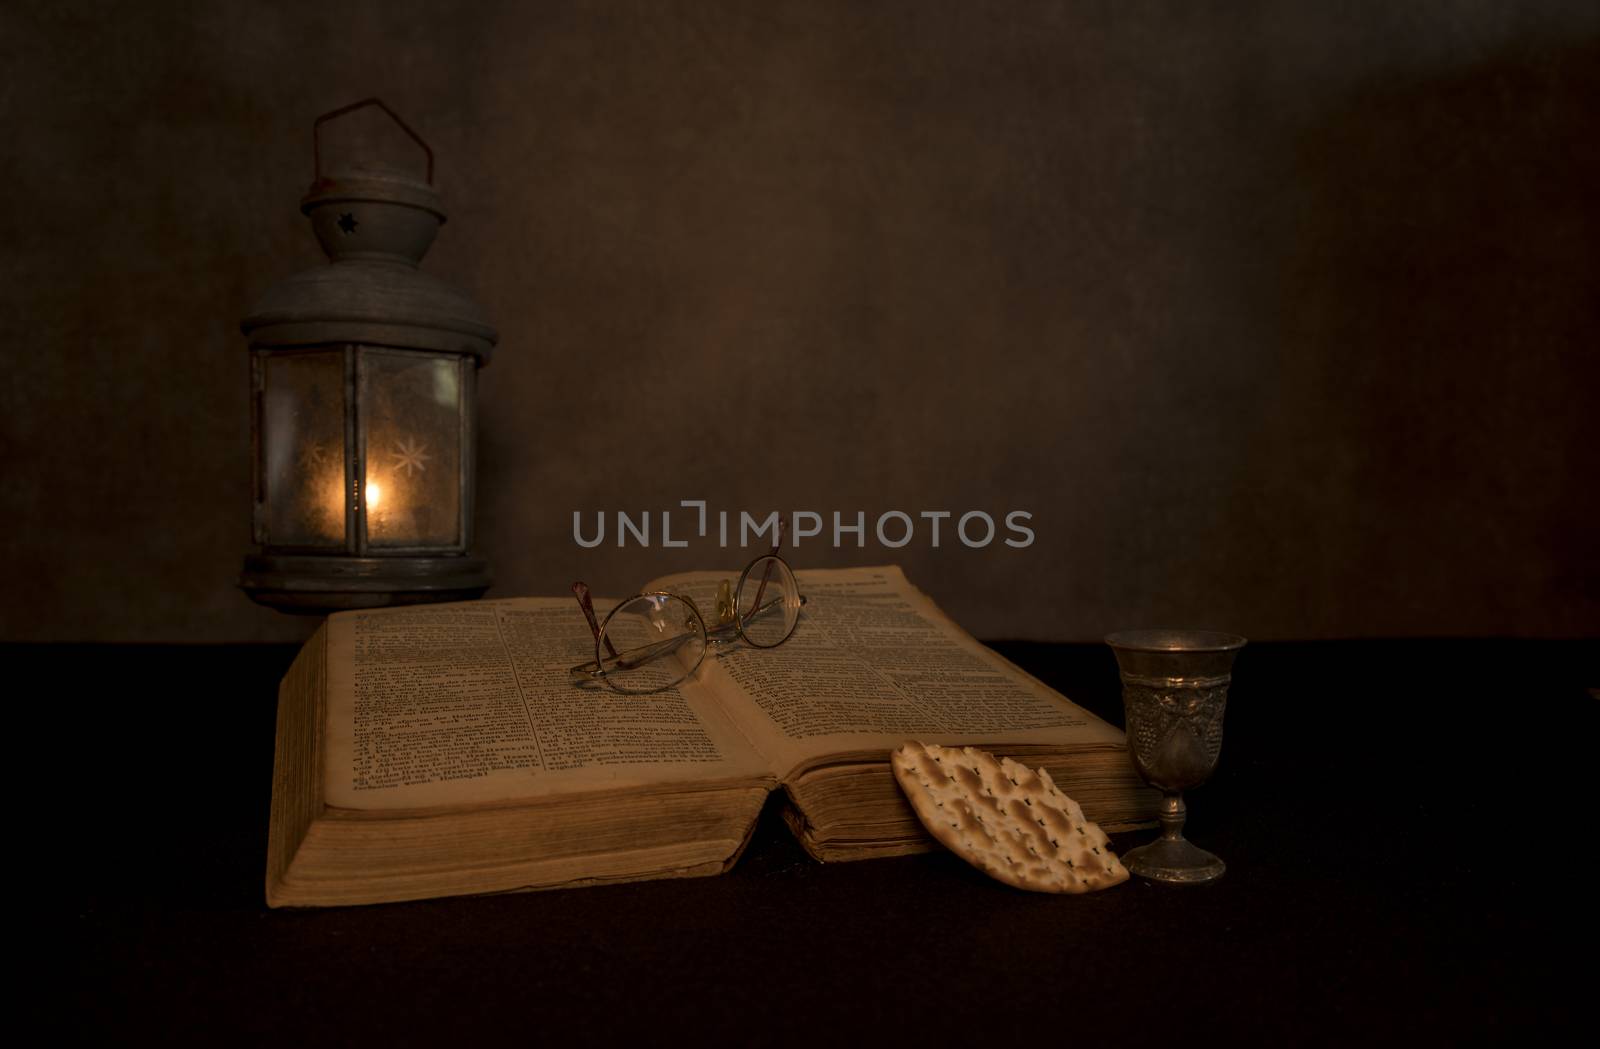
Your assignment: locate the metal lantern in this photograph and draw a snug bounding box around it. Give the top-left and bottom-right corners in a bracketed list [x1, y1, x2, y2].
[240, 99, 496, 612]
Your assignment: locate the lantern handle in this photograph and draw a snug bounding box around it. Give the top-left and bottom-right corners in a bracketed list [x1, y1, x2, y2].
[312, 98, 434, 185]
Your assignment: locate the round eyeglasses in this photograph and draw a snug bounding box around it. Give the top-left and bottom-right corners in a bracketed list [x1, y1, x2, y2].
[568, 553, 805, 695]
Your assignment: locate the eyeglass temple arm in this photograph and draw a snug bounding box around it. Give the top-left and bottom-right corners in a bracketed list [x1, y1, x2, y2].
[569, 630, 694, 683]
[746, 515, 786, 627]
[571, 582, 619, 659]
[727, 591, 805, 631]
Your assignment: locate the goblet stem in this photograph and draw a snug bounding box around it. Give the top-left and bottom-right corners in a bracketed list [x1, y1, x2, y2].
[1122, 790, 1224, 884]
[1158, 792, 1187, 842]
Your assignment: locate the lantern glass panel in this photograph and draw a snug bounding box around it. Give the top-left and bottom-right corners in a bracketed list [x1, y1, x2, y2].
[261, 350, 346, 547]
[361, 351, 463, 548]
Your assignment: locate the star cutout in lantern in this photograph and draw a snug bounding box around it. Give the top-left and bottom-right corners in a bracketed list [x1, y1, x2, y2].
[298, 440, 332, 470]
[392, 436, 431, 476]
[337, 212, 359, 235]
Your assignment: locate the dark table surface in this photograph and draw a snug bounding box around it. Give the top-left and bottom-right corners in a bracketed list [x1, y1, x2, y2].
[18, 638, 1597, 1044]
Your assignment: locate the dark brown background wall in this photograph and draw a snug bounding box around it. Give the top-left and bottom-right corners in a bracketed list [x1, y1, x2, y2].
[3, 1, 1597, 643]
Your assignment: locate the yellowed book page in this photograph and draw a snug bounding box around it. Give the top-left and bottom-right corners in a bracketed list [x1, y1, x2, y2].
[644, 565, 1125, 779]
[323, 597, 774, 811]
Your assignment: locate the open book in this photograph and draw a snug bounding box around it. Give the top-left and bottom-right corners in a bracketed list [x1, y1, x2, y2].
[267, 566, 1159, 907]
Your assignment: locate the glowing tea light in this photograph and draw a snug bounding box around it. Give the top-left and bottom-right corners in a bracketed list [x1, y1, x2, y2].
[365, 482, 383, 509]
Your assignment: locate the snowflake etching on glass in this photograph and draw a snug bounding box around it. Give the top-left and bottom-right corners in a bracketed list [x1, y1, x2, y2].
[297, 439, 333, 471]
[391, 436, 431, 477]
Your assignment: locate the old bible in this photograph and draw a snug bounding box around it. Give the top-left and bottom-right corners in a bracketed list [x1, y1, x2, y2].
[267, 565, 1159, 906]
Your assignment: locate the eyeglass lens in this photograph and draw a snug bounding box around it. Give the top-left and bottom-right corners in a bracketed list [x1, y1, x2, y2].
[736, 555, 802, 648]
[598, 593, 708, 694]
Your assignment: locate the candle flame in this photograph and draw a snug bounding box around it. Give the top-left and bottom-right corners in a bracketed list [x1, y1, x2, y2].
[365, 482, 382, 509]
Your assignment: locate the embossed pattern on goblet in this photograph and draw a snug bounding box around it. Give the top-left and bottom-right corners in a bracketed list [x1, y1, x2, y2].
[1107, 630, 1245, 885]
[1123, 675, 1228, 791]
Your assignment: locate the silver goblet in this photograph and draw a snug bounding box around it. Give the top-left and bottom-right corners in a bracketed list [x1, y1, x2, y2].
[1106, 630, 1246, 884]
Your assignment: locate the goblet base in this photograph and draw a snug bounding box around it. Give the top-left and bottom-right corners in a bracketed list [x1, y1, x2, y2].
[1122, 837, 1225, 884]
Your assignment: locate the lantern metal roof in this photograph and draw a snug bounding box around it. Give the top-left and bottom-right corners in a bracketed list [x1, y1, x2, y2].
[240, 101, 498, 360]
